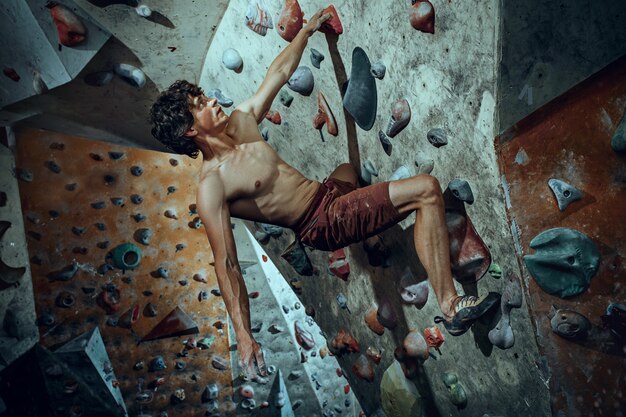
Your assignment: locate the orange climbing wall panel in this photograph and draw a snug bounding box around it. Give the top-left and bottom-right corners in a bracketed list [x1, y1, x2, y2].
[496, 56, 626, 416]
[14, 127, 233, 416]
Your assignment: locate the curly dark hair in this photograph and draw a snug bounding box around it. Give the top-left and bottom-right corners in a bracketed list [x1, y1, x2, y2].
[149, 80, 203, 159]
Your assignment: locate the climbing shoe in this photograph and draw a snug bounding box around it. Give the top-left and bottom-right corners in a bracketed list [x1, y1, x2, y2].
[434, 292, 501, 336]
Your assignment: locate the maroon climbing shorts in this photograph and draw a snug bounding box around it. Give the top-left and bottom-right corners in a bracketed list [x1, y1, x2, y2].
[293, 178, 410, 251]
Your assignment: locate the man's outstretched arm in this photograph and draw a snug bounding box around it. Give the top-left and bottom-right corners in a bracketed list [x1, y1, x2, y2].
[237, 8, 331, 123]
[196, 175, 266, 379]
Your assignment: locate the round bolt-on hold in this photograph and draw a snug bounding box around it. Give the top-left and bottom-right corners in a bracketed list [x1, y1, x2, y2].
[222, 48, 243, 71]
[111, 243, 143, 270]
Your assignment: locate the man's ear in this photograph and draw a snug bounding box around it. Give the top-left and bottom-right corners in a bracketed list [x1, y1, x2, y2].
[184, 127, 197, 138]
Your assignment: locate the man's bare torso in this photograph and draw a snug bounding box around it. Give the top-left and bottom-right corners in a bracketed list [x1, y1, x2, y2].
[198, 109, 321, 228]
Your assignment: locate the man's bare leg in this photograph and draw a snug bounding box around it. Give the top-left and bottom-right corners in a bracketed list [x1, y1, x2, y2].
[388, 174, 459, 319]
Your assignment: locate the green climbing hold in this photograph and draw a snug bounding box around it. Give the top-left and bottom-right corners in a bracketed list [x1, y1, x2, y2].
[523, 228, 600, 298]
[111, 243, 142, 271]
[611, 107, 626, 153]
[442, 372, 467, 408]
[381, 361, 423, 417]
[441, 372, 458, 387]
[488, 263, 502, 279]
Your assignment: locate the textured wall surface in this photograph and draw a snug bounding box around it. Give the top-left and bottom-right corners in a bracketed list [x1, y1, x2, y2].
[496, 55, 626, 417]
[14, 127, 233, 417]
[498, 0, 626, 132]
[200, 1, 551, 416]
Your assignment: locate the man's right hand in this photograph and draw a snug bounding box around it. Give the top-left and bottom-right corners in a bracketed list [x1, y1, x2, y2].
[237, 334, 268, 381]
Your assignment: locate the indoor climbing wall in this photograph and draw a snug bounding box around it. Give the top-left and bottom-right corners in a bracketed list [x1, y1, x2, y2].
[201, 1, 550, 416]
[13, 126, 234, 417]
[496, 55, 626, 417]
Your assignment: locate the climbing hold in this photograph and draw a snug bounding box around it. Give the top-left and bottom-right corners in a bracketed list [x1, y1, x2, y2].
[377, 298, 398, 329]
[176, 243, 186, 252]
[343, 47, 377, 130]
[111, 243, 142, 270]
[47, 2, 87, 46]
[389, 165, 411, 181]
[47, 263, 78, 282]
[448, 179, 474, 204]
[130, 165, 143, 176]
[399, 279, 429, 308]
[550, 307, 591, 340]
[611, 106, 626, 153]
[427, 128, 447, 147]
[245, 0, 273, 36]
[313, 91, 338, 136]
[281, 239, 313, 275]
[385, 98, 411, 137]
[170, 388, 185, 405]
[155, 266, 169, 279]
[423, 325, 445, 350]
[206, 88, 234, 107]
[319, 5, 344, 35]
[601, 303, 626, 340]
[222, 48, 243, 72]
[65, 183, 77, 191]
[328, 248, 350, 280]
[489, 272, 523, 349]
[130, 194, 143, 204]
[261, 223, 283, 237]
[71, 226, 86, 236]
[294, 320, 315, 350]
[310, 48, 325, 68]
[189, 217, 202, 229]
[97, 241, 109, 249]
[38, 311, 56, 327]
[410, 0, 435, 34]
[365, 305, 385, 335]
[336, 292, 350, 313]
[330, 329, 361, 355]
[44, 160, 61, 174]
[403, 329, 429, 360]
[414, 151, 434, 174]
[352, 354, 374, 382]
[197, 336, 214, 349]
[361, 159, 379, 185]
[370, 62, 386, 79]
[95, 222, 106, 230]
[118, 304, 140, 328]
[136, 228, 153, 245]
[104, 174, 115, 184]
[523, 228, 600, 298]
[265, 110, 282, 124]
[287, 66, 314, 96]
[114, 64, 146, 88]
[3, 68, 20, 82]
[133, 213, 146, 222]
[547, 178, 582, 211]
[381, 361, 423, 417]
[55, 291, 76, 308]
[379, 130, 392, 156]
[211, 355, 229, 370]
[279, 90, 294, 107]
[277, 0, 303, 42]
[441, 372, 467, 408]
[144, 303, 158, 317]
[98, 263, 114, 275]
[149, 356, 167, 372]
[365, 346, 382, 365]
[169, 158, 179, 166]
[488, 263, 502, 279]
[260, 127, 270, 142]
[84, 71, 115, 87]
[108, 151, 124, 160]
[167, 186, 177, 194]
[110, 197, 125, 206]
[135, 4, 151, 17]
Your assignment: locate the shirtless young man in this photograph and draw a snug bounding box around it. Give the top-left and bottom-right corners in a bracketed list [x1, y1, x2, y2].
[149, 9, 500, 379]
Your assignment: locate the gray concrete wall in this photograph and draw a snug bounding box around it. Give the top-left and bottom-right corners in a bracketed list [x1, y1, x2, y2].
[498, 0, 626, 132]
[201, 1, 550, 416]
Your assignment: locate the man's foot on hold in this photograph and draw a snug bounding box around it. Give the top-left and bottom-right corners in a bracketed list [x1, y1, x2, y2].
[434, 292, 501, 336]
[363, 235, 388, 267]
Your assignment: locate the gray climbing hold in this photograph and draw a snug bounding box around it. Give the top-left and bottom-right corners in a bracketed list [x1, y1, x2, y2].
[379, 130, 392, 156]
[45, 161, 61, 173]
[130, 165, 143, 176]
[343, 47, 377, 131]
[47, 263, 79, 282]
[287, 66, 314, 96]
[427, 128, 448, 147]
[385, 98, 411, 137]
[114, 63, 146, 88]
[136, 228, 153, 245]
[414, 151, 434, 174]
[488, 272, 523, 349]
[167, 186, 177, 195]
[110, 197, 124, 206]
[95, 222, 106, 231]
[261, 223, 283, 237]
[361, 159, 379, 185]
[547, 178, 582, 211]
[279, 90, 294, 107]
[149, 356, 167, 371]
[310, 48, 324, 68]
[15, 168, 33, 182]
[370, 62, 386, 79]
[133, 213, 146, 222]
[156, 266, 169, 279]
[206, 88, 233, 107]
[549, 307, 591, 340]
[72, 226, 86, 236]
[523, 228, 600, 298]
[389, 165, 411, 181]
[131, 194, 143, 204]
[108, 151, 124, 160]
[448, 178, 474, 204]
[611, 107, 626, 153]
[261, 127, 270, 141]
[91, 201, 105, 209]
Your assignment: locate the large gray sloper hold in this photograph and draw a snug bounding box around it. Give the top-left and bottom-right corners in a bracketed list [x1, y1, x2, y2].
[448, 178, 474, 204]
[287, 66, 314, 96]
[222, 48, 243, 71]
[343, 47, 377, 131]
[547, 179, 582, 211]
[523, 228, 600, 298]
[205, 88, 234, 107]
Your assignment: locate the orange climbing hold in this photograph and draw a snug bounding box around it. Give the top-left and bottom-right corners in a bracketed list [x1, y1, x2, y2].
[313, 91, 338, 136]
[47, 2, 87, 46]
[319, 5, 343, 35]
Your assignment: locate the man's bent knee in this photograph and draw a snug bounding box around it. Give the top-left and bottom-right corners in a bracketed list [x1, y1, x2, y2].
[410, 174, 443, 206]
